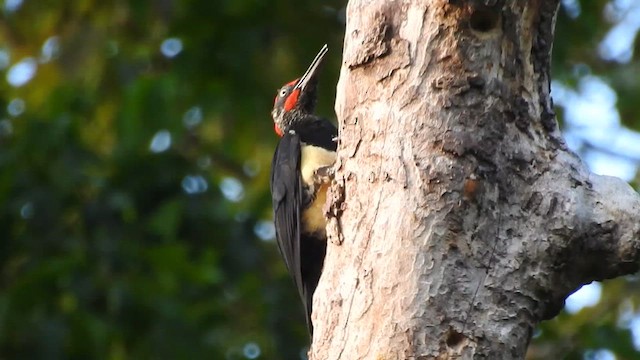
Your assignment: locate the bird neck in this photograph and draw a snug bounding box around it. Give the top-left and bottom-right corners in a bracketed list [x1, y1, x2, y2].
[281, 112, 321, 134]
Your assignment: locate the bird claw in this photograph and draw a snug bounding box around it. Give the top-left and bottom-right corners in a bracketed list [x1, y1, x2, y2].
[313, 165, 334, 184]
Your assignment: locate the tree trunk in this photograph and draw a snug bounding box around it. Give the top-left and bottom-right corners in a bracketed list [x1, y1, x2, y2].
[312, 1, 640, 359]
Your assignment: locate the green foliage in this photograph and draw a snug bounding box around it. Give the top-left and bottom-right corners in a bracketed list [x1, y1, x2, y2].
[1, 1, 639, 359]
[1, 1, 343, 359]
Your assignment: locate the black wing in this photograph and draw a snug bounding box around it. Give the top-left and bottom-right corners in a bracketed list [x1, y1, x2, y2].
[271, 119, 335, 336]
[270, 133, 306, 314]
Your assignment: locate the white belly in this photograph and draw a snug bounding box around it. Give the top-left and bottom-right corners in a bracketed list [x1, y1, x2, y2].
[300, 144, 336, 235]
[302, 183, 330, 235]
[300, 144, 336, 185]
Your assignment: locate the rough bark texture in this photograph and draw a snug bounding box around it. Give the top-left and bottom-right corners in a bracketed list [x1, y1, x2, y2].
[312, 1, 640, 359]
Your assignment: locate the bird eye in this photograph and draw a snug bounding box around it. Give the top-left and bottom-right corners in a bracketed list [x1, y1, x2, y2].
[279, 88, 287, 97]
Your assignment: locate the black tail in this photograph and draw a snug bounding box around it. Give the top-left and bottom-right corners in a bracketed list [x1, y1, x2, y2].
[300, 234, 327, 336]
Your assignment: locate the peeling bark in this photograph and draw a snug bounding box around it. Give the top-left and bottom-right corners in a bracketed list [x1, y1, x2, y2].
[311, 1, 640, 359]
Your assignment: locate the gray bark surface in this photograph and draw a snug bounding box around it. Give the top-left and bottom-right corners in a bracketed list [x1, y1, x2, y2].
[312, 1, 640, 359]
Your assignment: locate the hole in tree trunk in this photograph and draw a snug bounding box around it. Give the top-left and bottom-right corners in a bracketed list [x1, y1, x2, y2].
[446, 329, 466, 348]
[469, 8, 500, 33]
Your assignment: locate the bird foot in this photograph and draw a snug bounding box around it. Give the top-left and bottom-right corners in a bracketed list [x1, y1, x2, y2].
[313, 165, 334, 184]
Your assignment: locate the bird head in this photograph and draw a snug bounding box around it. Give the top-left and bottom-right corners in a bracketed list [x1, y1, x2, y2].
[271, 44, 328, 137]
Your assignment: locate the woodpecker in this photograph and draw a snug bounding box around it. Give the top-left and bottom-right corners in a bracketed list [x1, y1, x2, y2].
[270, 44, 337, 335]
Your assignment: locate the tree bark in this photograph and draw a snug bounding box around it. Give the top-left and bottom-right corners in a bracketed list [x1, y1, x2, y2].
[312, 1, 640, 359]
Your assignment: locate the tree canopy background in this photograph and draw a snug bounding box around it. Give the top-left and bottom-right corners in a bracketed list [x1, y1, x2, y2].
[1, 1, 639, 359]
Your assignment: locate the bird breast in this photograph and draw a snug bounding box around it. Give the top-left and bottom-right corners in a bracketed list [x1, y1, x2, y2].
[300, 144, 336, 236]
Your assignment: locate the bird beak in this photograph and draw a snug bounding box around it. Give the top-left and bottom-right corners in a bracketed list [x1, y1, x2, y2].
[294, 44, 328, 92]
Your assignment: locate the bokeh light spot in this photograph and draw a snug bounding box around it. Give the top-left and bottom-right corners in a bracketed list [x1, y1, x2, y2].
[197, 156, 211, 169]
[182, 175, 208, 195]
[583, 349, 616, 360]
[6, 57, 37, 87]
[243, 160, 260, 178]
[161, 37, 183, 58]
[0, 49, 10, 70]
[0, 119, 13, 137]
[183, 106, 203, 129]
[4, 0, 23, 12]
[20, 202, 34, 219]
[561, 0, 581, 19]
[254, 220, 275, 241]
[243, 342, 261, 359]
[220, 177, 244, 202]
[41, 36, 60, 63]
[149, 130, 172, 153]
[7, 98, 25, 117]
